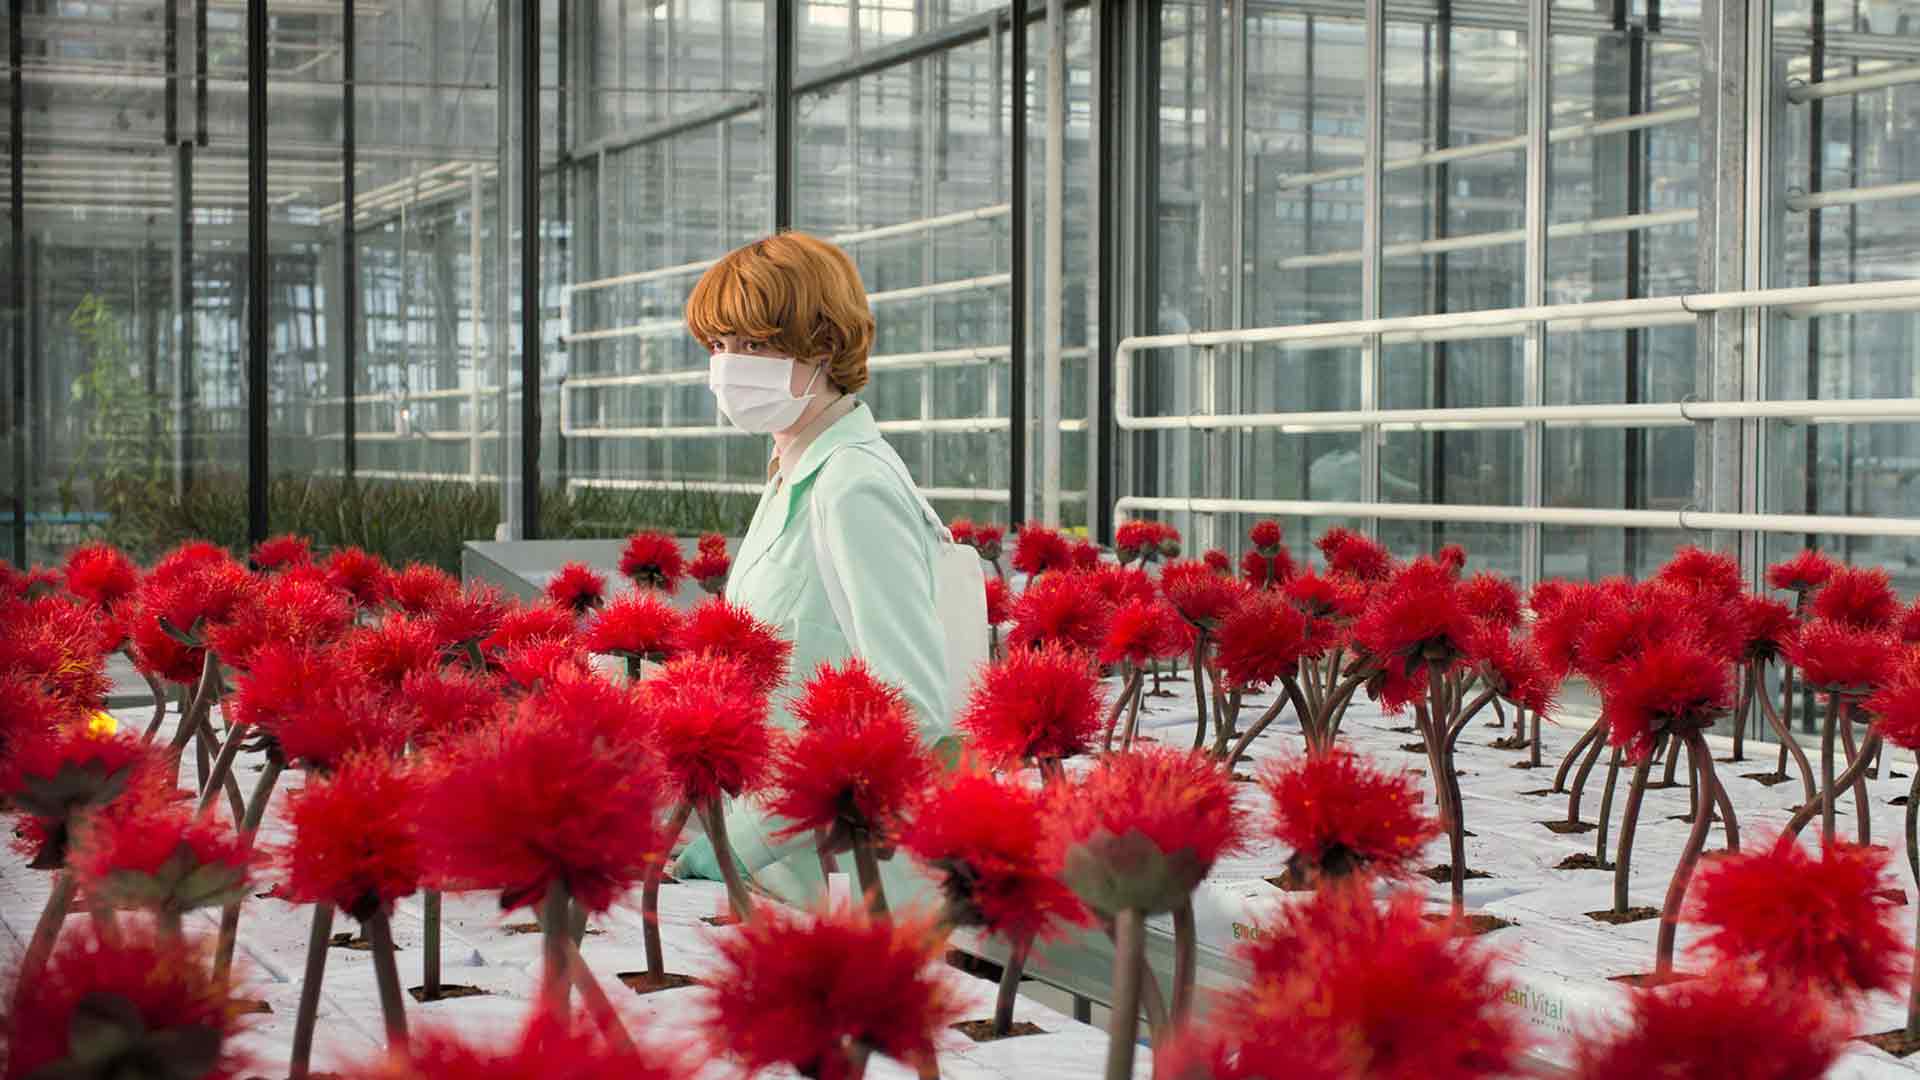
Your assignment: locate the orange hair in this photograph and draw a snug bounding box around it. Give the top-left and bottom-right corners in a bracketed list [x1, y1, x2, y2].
[684, 232, 876, 394]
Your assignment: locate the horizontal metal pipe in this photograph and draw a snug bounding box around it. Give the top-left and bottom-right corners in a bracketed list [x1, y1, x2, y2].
[1785, 179, 1920, 212]
[1785, 63, 1920, 103]
[1277, 208, 1697, 270]
[559, 417, 1087, 439]
[1116, 397, 1920, 433]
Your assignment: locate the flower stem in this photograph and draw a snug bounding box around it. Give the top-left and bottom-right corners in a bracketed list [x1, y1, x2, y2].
[1614, 749, 1657, 914]
[422, 889, 442, 998]
[1229, 677, 1307, 763]
[1564, 724, 1608, 827]
[1907, 770, 1920, 895]
[699, 799, 756, 920]
[540, 880, 572, 1020]
[1103, 909, 1146, 1080]
[214, 757, 284, 987]
[288, 902, 334, 1080]
[993, 936, 1033, 1037]
[1839, 703, 1870, 846]
[139, 667, 168, 742]
[645, 803, 693, 979]
[165, 651, 221, 789]
[1780, 730, 1883, 842]
[1656, 734, 1720, 977]
[1120, 686, 1145, 751]
[1171, 899, 1196, 1024]
[1188, 636, 1210, 752]
[365, 911, 409, 1047]
[1821, 693, 1841, 846]
[1529, 709, 1543, 769]
[1102, 667, 1143, 753]
[1593, 746, 1623, 867]
[1551, 717, 1605, 795]
[851, 839, 890, 915]
[22, 869, 76, 986]
[1755, 660, 1818, 801]
[564, 933, 638, 1053]
[194, 721, 248, 818]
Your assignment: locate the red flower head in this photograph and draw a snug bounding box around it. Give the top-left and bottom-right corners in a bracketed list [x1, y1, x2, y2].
[971, 523, 1006, 562]
[1099, 598, 1194, 670]
[482, 602, 577, 659]
[957, 643, 1104, 770]
[4, 726, 153, 868]
[1529, 579, 1570, 617]
[698, 532, 728, 558]
[1316, 527, 1393, 582]
[497, 637, 587, 691]
[1738, 594, 1797, 664]
[1249, 520, 1283, 555]
[1044, 746, 1247, 915]
[1229, 888, 1523, 1080]
[0, 596, 113, 707]
[146, 540, 229, 589]
[1153, 521, 1184, 559]
[2, 926, 252, 1080]
[207, 571, 355, 671]
[1656, 545, 1745, 603]
[1213, 590, 1315, 691]
[948, 519, 977, 548]
[429, 584, 509, 656]
[1458, 571, 1523, 629]
[1569, 973, 1845, 1080]
[341, 615, 442, 691]
[386, 562, 460, 616]
[1161, 559, 1250, 632]
[1768, 548, 1838, 596]
[1903, 600, 1920, 646]
[230, 641, 398, 770]
[1811, 564, 1898, 631]
[338, 1016, 692, 1080]
[1153, 1014, 1345, 1080]
[1786, 618, 1899, 695]
[522, 665, 650, 747]
[671, 598, 793, 697]
[1283, 570, 1368, 623]
[1115, 519, 1163, 564]
[1203, 549, 1233, 575]
[402, 665, 502, 744]
[1240, 546, 1297, 591]
[1436, 543, 1469, 575]
[0, 671, 65, 765]
[1072, 539, 1104, 570]
[1351, 558, 1475, 676]
[1601, 637, 1735, 761]
[1469, 626, 1558, 716]
[420, 705, 662, 912]
[983, 576, 1013, 627]
[283, 750, 423, 922]
[73, 788, 254, 915]
[1089, 564, 1157, 607]
[702, 901, 962, 1080]
[1530, 581, 1611, 681]
[640, 653, 779, 805]
[130, 557, 253, 682]
[1007, 571, 1112, 654]
[767, 659, 935, 854]
[251, 533, 312, 572]
[689, 549, 732, 596]
[901, 767, 1091, 942]
[1261, 749, 1439, 883]
[1870, 674, 1920, 751]
[1011, 523, 1075, 578]
[63, 543, 140, 612]
[324, 546, 393, 610]
[584, 590, 685, 664]
[1690, 838, 1904, 1000]
[619, 530, 686, 593]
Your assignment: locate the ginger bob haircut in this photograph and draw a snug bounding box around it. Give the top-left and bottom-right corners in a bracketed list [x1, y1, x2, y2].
[685, 232, 877, 394]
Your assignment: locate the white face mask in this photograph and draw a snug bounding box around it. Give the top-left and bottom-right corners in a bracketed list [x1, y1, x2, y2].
[708, 352, 825, 434]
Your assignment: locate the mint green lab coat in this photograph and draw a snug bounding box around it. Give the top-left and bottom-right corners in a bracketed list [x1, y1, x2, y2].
[672, 402, 953, 906]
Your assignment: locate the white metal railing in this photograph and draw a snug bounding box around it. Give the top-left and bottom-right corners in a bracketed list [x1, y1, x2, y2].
[565, 475, 1065, 505]
[1786, 63, 1920, 104]
[1115, 398, 1920, 435]
[559, 418, 1089, 439]
[1277, 208, 1697, 270]
[1786, 179, 1920, 213]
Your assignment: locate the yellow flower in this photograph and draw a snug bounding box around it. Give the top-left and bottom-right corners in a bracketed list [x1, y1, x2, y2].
[85, 711, 118, 737]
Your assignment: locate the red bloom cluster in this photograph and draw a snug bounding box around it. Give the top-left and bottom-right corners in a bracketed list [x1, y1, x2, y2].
[957, 642, 1104, 770]
[429, 584, 509, 655]
[1261, 751, 1439, 882]
[1115, 519, 1180, 564]
[1212, 590, 1315, 691]
[1203, 549, 1233, 575]
[252, 533, 313, 572]
[1249, 520, 1282, 554]
[620, 530, 686, 593]
[0, 596, 113, 707]
[132, 554, 254, 683]
[1655, 545, 1745, 603]
[1011, 523, 1075, 578]
[1007, 571, 1111, 653]
[1316, 527, 1393, 582]
[1045, 747, 1246, 914]
[583, 590, 685, 665]
[671, 598, 792, 696]
[325, 546, 393, 610]
[1458, 571, 1523, 629]
[208, 570, 354, 670]
[341, 615, 442, 690]
[955, 521, 1005, 562]
[230, 642, 400, 769]
[72, 790, 255, 913]
[402, 665, 501, 744]
[1811, 564, 1899, 630]
[640, 654, 779, 805]
[1868, 674, 1920, 750]
[1601, 637, 1735, 761]
[341, 1016, 690, 1080]
[1738, 594, 1796, 663]
[1350, 558, 1476, 676]
[1162, 559, 1249, 631]
[543, 561, 608, 614]
[690, 534, 732, 595]
[283, 751, 424, 922]
[768, 660, 934, 852]
[1282, 571, 1367, 623]
[63, 542, 140, 612]
[1786, 618, 1898, 694]
[1570, 974, 1844, 1080]
[983, 576, 1012, 627]
[901, 768, 1091, 943]
[482, 603, 576, 660]
[702, 901, 961, 1080]
[1098, 597, 1192, 670]
[387, 562, 460, 616]
[1470, 626, 1557, 715]
[1768, 548, 1838, 595]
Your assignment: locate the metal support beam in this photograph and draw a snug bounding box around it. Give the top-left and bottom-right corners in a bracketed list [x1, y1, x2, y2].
[8, 0, 24, 563]
[1697, 0, 1750, 556]
[769, 0, 795, 230]
[1090, 0, 1121, 545]
[341, 0, 357, 482]
[246, 0, 269, 546]
[164, 0, 179, 144]
[1009, 0, 1028, 524]
[519, 0, 542, 536]
[195, 0, 208, 145]
[174, 142, 195, 498]
[1361, 0, 1384, 523]
[1040, 0, 1064, 526]
[1521, 0, 1548, 587]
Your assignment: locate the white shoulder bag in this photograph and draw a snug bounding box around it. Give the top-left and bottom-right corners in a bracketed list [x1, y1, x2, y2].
[807, 442, 990, 725]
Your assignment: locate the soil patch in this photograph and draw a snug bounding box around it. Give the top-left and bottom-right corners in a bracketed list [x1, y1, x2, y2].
[1608, 970, 1696, 987]
[1420, 864, 1491, 883]
[1742, 772, 1795, 786]
[954, 1020, 1047, 1043]
[1518, 788, 1556, 797]
[1511, 761, 1543, 770]
[1423, 913, 1515, 937]
[1541, 819, 1597, 835]
[1587, 907, 1659, 926]
[408, 984, 488, 1003]
[619, 972, 700, 995]
[329, 933, 389, 951]
[1556, 853, 1614, 871]
[502, 921, 603, 937]
[1862, 1031, 1920, 1058]
[1400, 742, 1428, 754]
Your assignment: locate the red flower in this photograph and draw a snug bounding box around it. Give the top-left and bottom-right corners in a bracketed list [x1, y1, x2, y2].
[1767, 548, 1838, 595]
[584, 590, 685, 663]
[251, 533, 312, 572]
[1469, 626, 1557, 715]
[1350, 558, 1475, 674]
[130, 558, 254, 682]
[1011, 523, 1075, 578]
[670, 598, 792, 697]
[1690, 838, 1903, 1000]
[900, 767, 1091, 943]
[1436, 543, 1468, 574]
[2, 926, 251, 1080]
[619, 530, 686, 592]
[0, 596, 113, 707]
[1869, 673, 1920, 750]
[1262, 750, 1439, 882]
[1007, 571, 1112, 653]
[386, 562, 460, 616]
[1249, 520, 1283, 554]
[702, 901, 961, 1080]
[63, 542, 140, 612]
[1738, 594, 1797, 663]
[147, 540, 230, 589]
[341, 615, 442, 690]
[522, 665, 650, 747]
[1569, 973, 1845, 1080]
[957, 643, 1104, 770]
[698, 532, 728, 558]
[1283, 570, 1368, 622]
[482, 602, 577, 659]
[1903, 600, 1920, 646]
[767, 659, 935, 852]
[1601, 637, 1735, 761]
[1044, 747, 1247, 914]
[1528, 579, 1570, 616]
[325, 546, 393, 610]
[430, 584, 509, 654]
[1316, 527, 1393, 582]
[1115, 519, 1163, 563]
[1161, 559, 1250, 631]
[1811, 564, 1898, 631]
[1458, 571, 1522, 628]
[1240, 547, 1296, 591]
[983, 576, 1012, 627]
[1071, 539, 1104, 570]
[1529, 581, 1611, 681]
[640, 653, 779, 805]
[949, 519, 976, 548]
[230, 641, 399, 770]
[1089, 564, 1157, 606]
[1213, 590, 1315, 691]
[207, 571, 355, 670]
[1656, 545, 1745, 602]
[1154, 1015, 1345, 1080]
[1578, 580, 1730, 677]
[1786, 618, 1898, 694]
[1152, 522, 1183, 559]
[1202, 549, 1232, 575]
[339, 1016, 691, 1080]
[72, 789, 255, 914]
[1229, 888, 1523, 1080]
[283, 750, 423, 921]
[4, 727, 153, 867]
[402, 665, 501, 744]
[1099, 598, 1193, 670]
[420, 705, 662, 912]
[498, 637, 587, 691]
[689, 550, 732, 595]
[971, 523, 1006, 561]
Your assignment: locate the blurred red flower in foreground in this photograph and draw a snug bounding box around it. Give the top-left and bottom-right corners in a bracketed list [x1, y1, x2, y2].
[72, 789, 255, 914]
[340, 1015, 690, 1080]
[768, 659, 933, 854]
[901, 767, 1091, 944]
[1046, 746, 1246, 915]
[1570, 973, 1845, 1080]
[283, 751, 424, 922]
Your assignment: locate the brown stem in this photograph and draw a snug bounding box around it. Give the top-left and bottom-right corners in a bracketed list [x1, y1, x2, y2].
[139, 667, 168, 741]
[1655, 734, 1720, 977]
[165, 652, 220, 789]
[1730, 666, 1751, 761]
[1711, 760, 1741, 853]
[700, 799, 756, 920]
[1103, 909, 1146, 1080]
[851, 839, 890, 915]
[1171, 899, 1197, 1023]
[1908, 895, 1920, 1041]
[540, 880, 572, 1020]
[1755, 661, 1818, 802]
[22, 870, 77, 987]
[1907, 768, 1920, 893]
[645, 803, 693, 979]
[1529, 708, 1543, 768]
[565, 934, 638, 1054]
[1188, 635, 1210, 752]
[422, 889, 442, 998]
[1821, 693, 1841, 846]
[1659, 738, 1682, 788]
[194, 721, 248, 818]
[1565, 723, 1608, 826]
[1840, 703, 1871, 847]
[846, 1042, 874, 1080]
[1102, 667, 1143, 752]
[1593, 746, 1624, 867]
[1120, 679, 1145, 751]
[1614, 749, 1656, 914]
[365, 911, 409, 1046]
[993, 936, 1033, 1037]
[287, 902, 335, 1080]
[1552, 717, 1605, 795]
[1780, 730, 1884, 843]
[214, 758, 284, 986]
[1228, 679, 1302, 764]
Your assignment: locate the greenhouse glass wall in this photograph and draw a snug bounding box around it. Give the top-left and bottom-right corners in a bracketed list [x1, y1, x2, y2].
[5, 0, 1920, 592]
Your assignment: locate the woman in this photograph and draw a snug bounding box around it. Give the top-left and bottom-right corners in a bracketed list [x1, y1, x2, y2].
[671, 232, 953, 905]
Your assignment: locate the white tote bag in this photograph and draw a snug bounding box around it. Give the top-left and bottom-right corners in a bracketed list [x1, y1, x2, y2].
[808, 442, 989, 726]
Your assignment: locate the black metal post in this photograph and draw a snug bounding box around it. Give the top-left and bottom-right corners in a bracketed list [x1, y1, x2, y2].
[771, 0, 794, 230]
[165, 0, 179, 144]
[175, 142, 195, 496]
[1803, 0, 1824, 550]
[519, 0, 542, 537]
[342, 0, 357, 482]
[1092, 0, 1121, 545]
[1008, 0, 1027, 525]
[246, 0, 269, 546]
[1623, 18, 1647, 571]
[9, 0, 26, 564]
[1428, 3, 1452, 552]
[195, 0, 209, 145]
